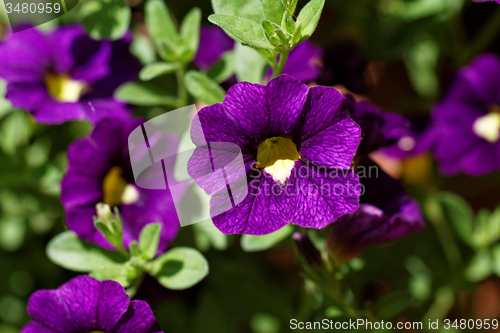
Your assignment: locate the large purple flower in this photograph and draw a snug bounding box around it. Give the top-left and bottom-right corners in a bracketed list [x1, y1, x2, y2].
[328, 158, 424, 260]
[432, 53, 500, 176]
[0, 25, 140, 124]
[345, 95, 410, 156]
[61, 117, 179, 253]
[188, 75, 362, 235]
[21, 275, 162, 333]
[194, 25, 323, 83]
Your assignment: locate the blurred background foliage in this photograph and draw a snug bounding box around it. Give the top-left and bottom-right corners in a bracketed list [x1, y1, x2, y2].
[0, 0, 500, 332]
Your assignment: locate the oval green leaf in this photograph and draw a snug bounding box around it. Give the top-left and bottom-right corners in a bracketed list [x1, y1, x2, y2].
[150, 247, 209, 290]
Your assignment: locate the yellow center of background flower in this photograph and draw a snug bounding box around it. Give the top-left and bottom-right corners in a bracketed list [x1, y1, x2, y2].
[473, 105, 500, 143]
[44, 72, 86, 102]
[102, 167, 140, 207]
[256, 137, 300, 183]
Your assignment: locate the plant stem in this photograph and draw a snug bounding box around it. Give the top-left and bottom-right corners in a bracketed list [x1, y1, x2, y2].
[126, 273, 145, 299]
[271, 51, 290, 79]
[459, 7, 500, 66]
[176, 66, 188, 108]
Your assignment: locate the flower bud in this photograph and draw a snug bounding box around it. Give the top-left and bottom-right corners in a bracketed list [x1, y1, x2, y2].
[293, 232, 322, 267]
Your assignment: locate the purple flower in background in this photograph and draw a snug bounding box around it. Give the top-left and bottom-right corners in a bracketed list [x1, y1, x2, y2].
[188, 75, 362, 235]
[473, 0, 500, 3]
[21, 275, 162, 333]
[267, 39, 324, 83]
[193, 25, 235, 70]
[345, 95, 410, 156]
[432, 53, 500, 176]
[382, 114, 436, 159]
[61, 117, 179, 253]
[328, 158, 424, 260]
[0, 25, 140, 124]
[317, 39, 369, 93]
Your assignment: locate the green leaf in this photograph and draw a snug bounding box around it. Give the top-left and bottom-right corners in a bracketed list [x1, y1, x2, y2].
[46, 231, 125, 272]
[262, 0, 286, 25]
[0, 111, 32, 156]
[193, 220, 228, 251]
[145, 0, 180, 61]
[208, 14, 273, 50]
[80, 0, 131, 40]
[139, 62, 180, 81]
[295, 0, 325, 42]
[235, 43, 268, 84]
[490, 244, 500, 277]
[185, 71, 226, 105]
[403, 38, 439, 98]
[465, 249, 491, 282]
[150, 247, 209, 290]
[115, 83, 178, 106]
[90, 263, 138, 287]
[139, 223, 162, 260]
[375, 291, 412, 319]
[240, 224, 293, 252]
[207, 52, 236, 83]
[130, 34, 157, 65]
[180, 7, 202, 60]
[440, 192, 474, 245]
[211, 0, 265, 22]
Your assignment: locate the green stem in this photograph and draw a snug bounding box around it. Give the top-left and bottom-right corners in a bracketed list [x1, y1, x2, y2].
[126, 273, 145, 299]
[271, 51, 290, 79]
[176, 66, 188, 108]
[459, 7, 500, 66]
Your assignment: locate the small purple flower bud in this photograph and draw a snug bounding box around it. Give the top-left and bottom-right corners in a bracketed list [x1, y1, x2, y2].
[293, 232, 322, 267]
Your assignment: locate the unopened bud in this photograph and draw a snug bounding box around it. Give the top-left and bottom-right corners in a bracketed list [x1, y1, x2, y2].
[293, 232, 322, 267]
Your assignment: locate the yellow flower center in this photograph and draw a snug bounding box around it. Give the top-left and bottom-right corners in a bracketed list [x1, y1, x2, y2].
[44, 72, 86, 102]
[472, 105, 500, 143]
[102, 167, 140, 207]
[256, 137, 300, 183]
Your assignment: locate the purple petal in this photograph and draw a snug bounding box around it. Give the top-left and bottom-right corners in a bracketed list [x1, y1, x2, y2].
[32, 99, 86, 124]
[21, 321, 58, 333]
[48, 25, 86, 75]
[194, 26, 235, 70]
[96, 280, 130, 332]
[60, 173, 103, 208]
[0, 29, 50, 83]
[5, 83, 49, 111]
[300, 118, 361, 170]
[300, 85, 346, 140]
[114, 300, 160, 333]
[27, 276, 100, 332]
[71, 41, 112, 84]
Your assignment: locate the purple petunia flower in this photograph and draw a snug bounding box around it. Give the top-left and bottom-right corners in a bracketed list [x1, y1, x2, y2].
[193, 25, 235, 70]
[345, 95, 410, 156]
[432, 53, 500, 176]
[61, 117, 180, 253]
[0, 25, 140, 124]
[328, 158, 424, 260]
[473, 0, 500, 3]
[381, 114, 436, 159]
[188, 75, 362, 235]
[21, 275, 163, 333]
[194, 25, 323, 83]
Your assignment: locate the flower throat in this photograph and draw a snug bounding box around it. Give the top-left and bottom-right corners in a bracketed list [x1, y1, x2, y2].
[256, 137, 300, 183]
